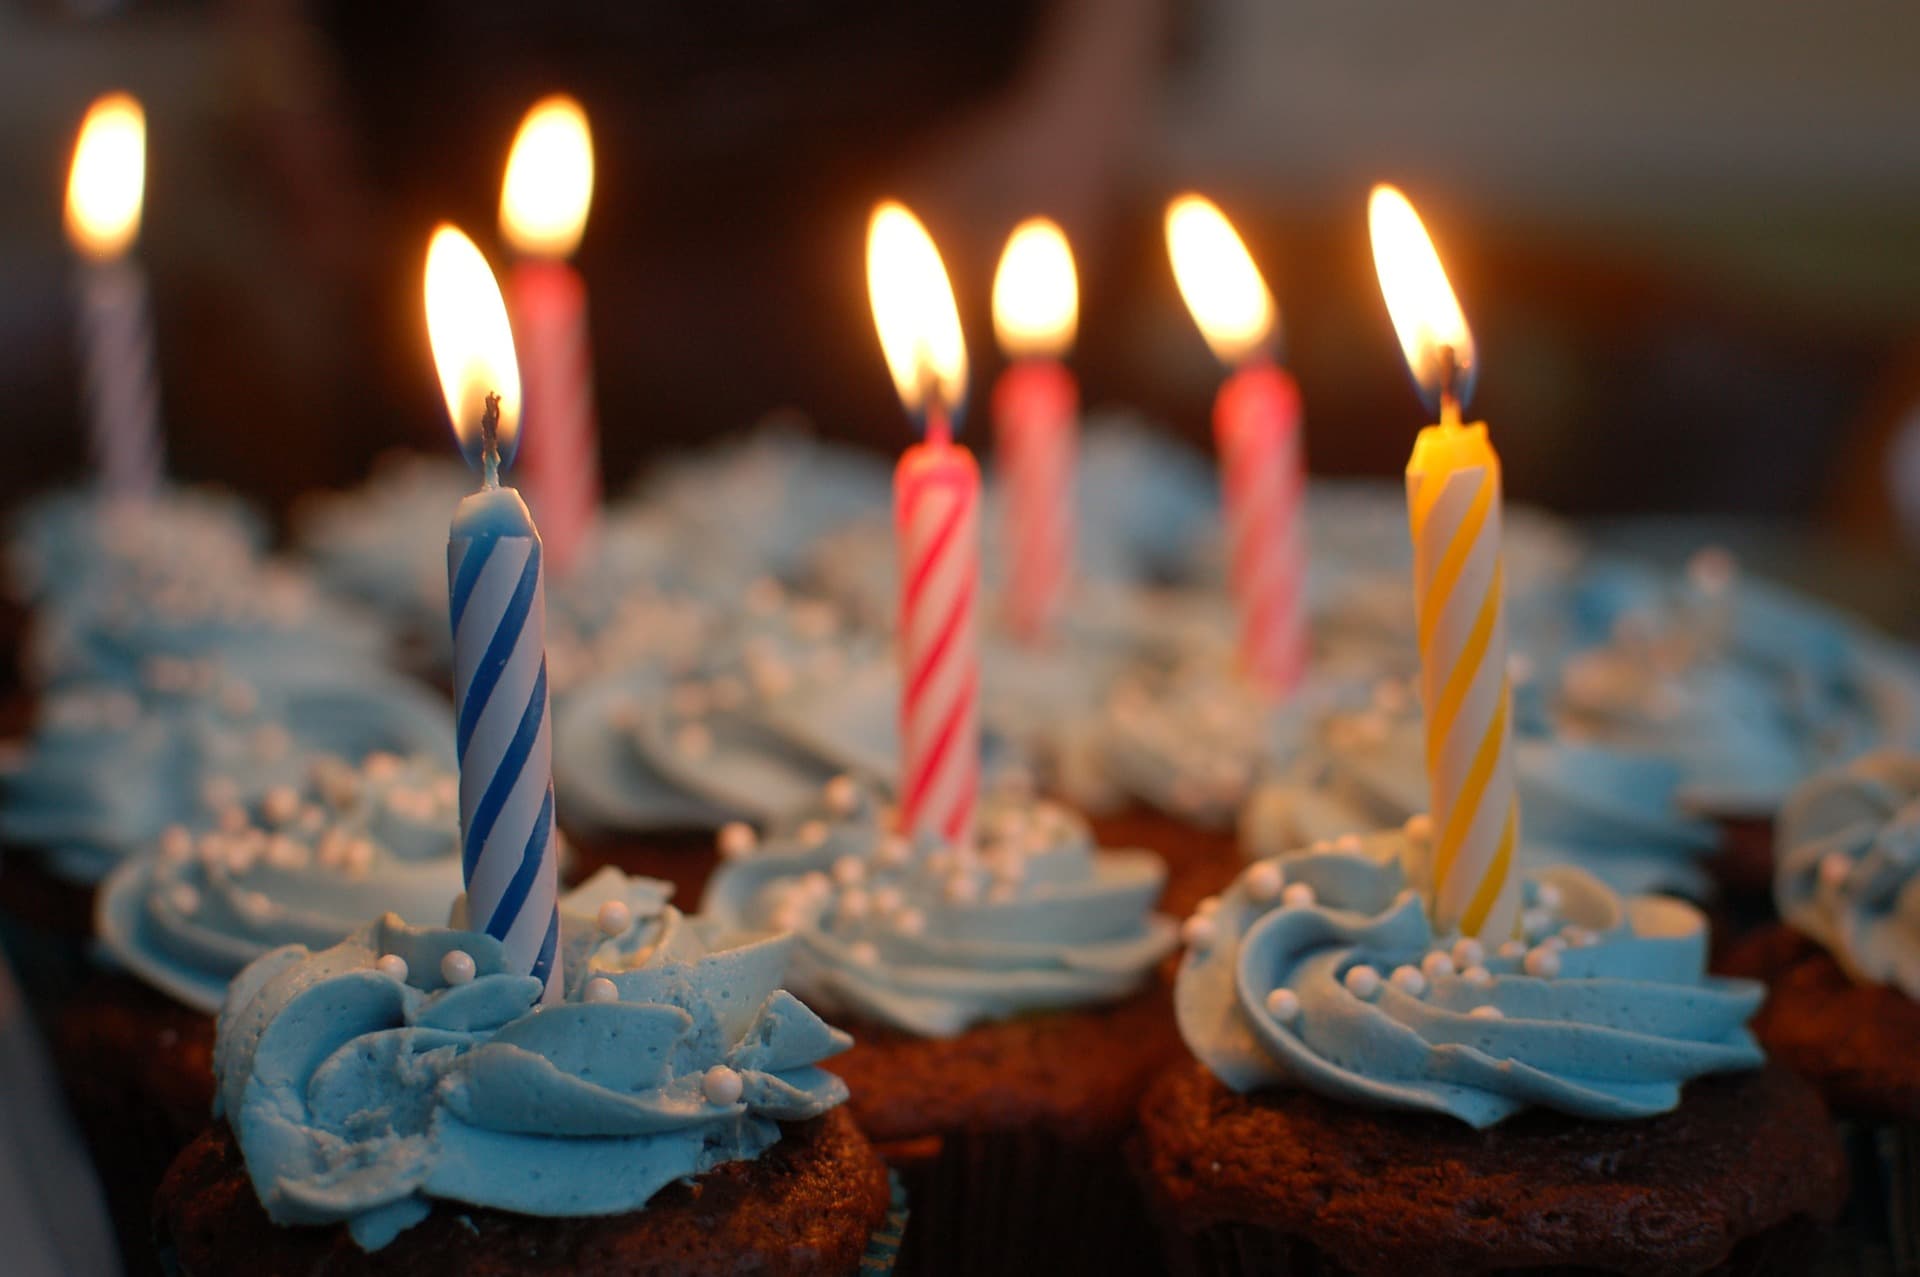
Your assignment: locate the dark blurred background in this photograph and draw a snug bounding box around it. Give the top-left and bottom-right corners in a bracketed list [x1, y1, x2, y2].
[7, 0, 1920, 612]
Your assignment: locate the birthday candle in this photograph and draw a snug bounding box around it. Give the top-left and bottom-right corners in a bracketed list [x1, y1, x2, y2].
[1371, 184, 1520, 941]
[425, 226, 561, 998]
[868, 202, 979, 845]
[65, 93, 163, 499]
[501, 96, 601, 574]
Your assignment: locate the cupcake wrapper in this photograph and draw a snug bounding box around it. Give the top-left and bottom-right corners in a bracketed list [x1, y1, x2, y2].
[858, 1171, 910, 1275]
[1833, 1119, 1920, 1276]
[888, 1127, 1160, 1277]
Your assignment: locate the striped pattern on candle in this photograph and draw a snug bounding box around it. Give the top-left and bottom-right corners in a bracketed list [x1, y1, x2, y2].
[78, 260, 163, 498]
[1219, 384, 1307, 694]
[1407, 453, 1519, 940]
[450, 531, 561, 999]
[996, 375, 1075, 640]
[517, 272, 600, 573]
[897, 455, 980, 845]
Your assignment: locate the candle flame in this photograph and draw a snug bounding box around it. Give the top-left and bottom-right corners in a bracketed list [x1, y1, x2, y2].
[1369, 184, 1476, 411]
[424, 225, 522, 470]
[1165, 194, 1274, 366]
[500, 95, 594, 259]
[992, 217, 1077, 360]
[866, 201, 968, 420]
[65, 93, 146, 261]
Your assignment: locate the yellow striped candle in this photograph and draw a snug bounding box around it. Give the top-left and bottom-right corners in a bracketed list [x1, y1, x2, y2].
[1372, 184, 1520, 940]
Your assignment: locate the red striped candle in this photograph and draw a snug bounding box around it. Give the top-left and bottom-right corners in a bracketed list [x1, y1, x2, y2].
[501, 95, 600, 574]
[896, 413, 981, 844]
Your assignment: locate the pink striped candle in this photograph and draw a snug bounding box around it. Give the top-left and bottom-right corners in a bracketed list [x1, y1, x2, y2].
[867, 201, 977, 844]
[992, 360, 1076, 642]
[501, 95, 600, 574]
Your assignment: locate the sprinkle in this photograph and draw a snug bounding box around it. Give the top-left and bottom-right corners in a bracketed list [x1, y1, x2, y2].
[716, 823, 758, 859]
[1521, 908, 1554, 939]
[261, 786, 300, 827]
[943, 875, 979, 905]
[823, 775, 859, 815]
[375, 954, 409, 982]
[1468, 1004, 1505, 1020]
[1561, 926, 1598, 949]
[1819, 852, 1853, 889]
[1264, 988, 1302, 1024]
[218, 805, 249, 834]
[871, 886, 905, 916]
[1343, 965, 1382, 999]
[1523, 946, 1562, 979]
[363, 752, 402, 781]
[1535, 882, 1564, 912]
[1245, 861, 1284, 902]
[169, 884, 200, 914]
[1403, 814, 1434, 842]
[770, 903, 806, 933]
[703, 1065, 744, 1106]
[1389, 965, 1427, 997]
[893, 908, 926, 937]
[831, 855, 865, 887]
[848, 941, 880, 967]
[1462, 965, 1493, 986]
[1538, 935, 1568, 954]
[202, 776, 240, 811]
[583, 977, 619, 1004]
[440, 950, 476, 986]
[1281, 883, 1317, 909]
[1451, 938, 1485, 969]
[800, 872, 832, 900]
[797, 820, 829, 849]
[838, 888, 871, 920]
[159, 825, 193, 862]
[1181, 914, 1218, 948]
[1333, 832, 1364, 852]
[1195, 895, 1221, 917]
[1420, 951, 1457, 982]
[876, 836, 912, 869]
[1498, 940, 1528, 962]
[597, 900, 633, 936]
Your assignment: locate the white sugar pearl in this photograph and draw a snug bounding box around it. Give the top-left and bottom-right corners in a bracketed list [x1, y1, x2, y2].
[1462, 965, 1493, 986]
[597, 900, 633, 936]
[800, 872, 832, 900]
[1344, 965, 1382, 999]
[1245, 862, 1284, 902]
[832, 855, 865, 886]
[1468, 1004, 1505, 1020]
[674, 723, 713, 758]
[871, 886, 904, 915]
[364, 752, 402, 780]
[893, 907, 926, 937]
[261, 786, 300, 826]
[877, 836, 912, 869]
[1195, 895, 1221, 917]
[717, 822, 758, 859]
[1561, 926, 1598, 949]
[1281, 883, 1317, 909]
[838, 888, 871, 920]
[1498, 940, 1528, 961]
[440, 950, 476, 986]
[583, 977, 619, 1004]
[823, 775, 859, 815]
[943, 875, 979, 905]
[703, 1065, 744, 1106]
[1181, 915, 1218, 948]
[1333, 832, 1364, 852]
[770, 903, 806, 933]
[1264, 988, 1302, 1024]
[1539, 935, 1568, 954]
[1390, 965, 1428, 997]
[797, 820, 829, 849]
[1523, 946, 1562, 979]
[1521, 908, 1553, 939]
[1403, 814, 1434, 842]
[849, 941, 880, 967]
[1819, 852, 1853, 888]
[159, 825, 193, 862]
[218, 805, 248, 834]
[169, 885, 200, 914]
[1451, 938, 1485, 970]
[375, 954, 409, 982]
[1535, 883, 1563, 912]
[1420, 951, 1457, 982]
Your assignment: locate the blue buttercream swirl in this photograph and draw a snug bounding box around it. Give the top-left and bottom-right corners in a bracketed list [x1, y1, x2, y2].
[98, 754, 467, 1013]
[1177, 834, 1762, 1128]
[702, 780, 1176, 1036]
[1776, 752, 1920, 1000]
[8, 485, 264, 607]
[214, 867, 850, 1250]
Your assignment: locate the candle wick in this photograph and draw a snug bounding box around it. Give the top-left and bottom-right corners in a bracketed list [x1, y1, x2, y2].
[1436, 345, 1462, 427]
[480, 392, 502, 489]
[924, 400, 952, 448]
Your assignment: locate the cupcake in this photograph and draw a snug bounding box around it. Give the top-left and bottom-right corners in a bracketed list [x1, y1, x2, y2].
[1721, 752, 1920, 1271]
[53, 752, 467, 1276]
[6, 485, 265, 610]
[153, 867, 899, 1275]
[1134, 831, 1845, 1276]
[703, 777, 1180, 1275]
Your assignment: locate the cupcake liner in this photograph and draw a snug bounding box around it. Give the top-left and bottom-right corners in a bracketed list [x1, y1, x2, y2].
[1830, 1119, 1920, 1276]
[859, 1170, 910, 1275]
[888, 1126, 1160, 1277]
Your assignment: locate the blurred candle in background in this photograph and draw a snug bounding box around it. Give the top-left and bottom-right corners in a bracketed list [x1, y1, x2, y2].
[65, 92, 162, 499]
[1370, 183, 1519, 941]
[500, 95, 600, 574]
[1166, 194, 1307, 697]
[426, 225, 562, 1000]
[991, 218, 1079, 643]
[869, 201, 980, 846]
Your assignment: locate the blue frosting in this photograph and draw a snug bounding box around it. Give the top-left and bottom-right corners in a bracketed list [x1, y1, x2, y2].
[702, 780, 1176, 1036]
[97, 754, 467, 1013]
[1177, 836, 1763, 1128]
[1240, 697, 1718, 898]
[0, 664, 455, 882]
[1776, 752, 1920, 1000]
[8, 486, 265, 606]
[215, 868, 850, 1249]
[292, 453, 471, 642]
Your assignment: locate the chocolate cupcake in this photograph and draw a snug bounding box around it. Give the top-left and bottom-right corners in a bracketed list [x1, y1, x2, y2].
[1134, 832, 1845, 1276]
[703, 777, 1180, 1275]
[153, 867, 897, 1274]
[1721, 752, 1920, 1271]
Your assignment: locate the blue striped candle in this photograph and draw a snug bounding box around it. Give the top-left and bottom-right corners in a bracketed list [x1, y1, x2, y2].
[449, 398, 561, 1001]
